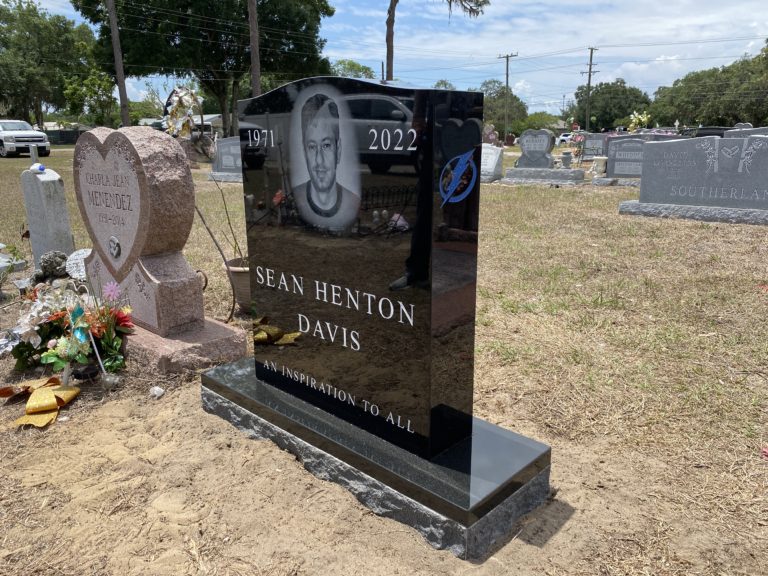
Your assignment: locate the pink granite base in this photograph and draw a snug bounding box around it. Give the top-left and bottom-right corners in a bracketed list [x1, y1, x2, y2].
[126, 318, 247, 373]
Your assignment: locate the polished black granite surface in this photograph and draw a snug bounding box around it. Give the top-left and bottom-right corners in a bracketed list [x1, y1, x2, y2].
[202, 359, 551, 526]
[238, 77, 484, 457]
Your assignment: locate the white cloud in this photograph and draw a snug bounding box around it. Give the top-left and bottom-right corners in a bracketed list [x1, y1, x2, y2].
[43, 0, 768, 113]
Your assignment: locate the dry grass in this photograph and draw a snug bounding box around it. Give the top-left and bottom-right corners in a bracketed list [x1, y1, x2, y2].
[0, 145, 766, 575]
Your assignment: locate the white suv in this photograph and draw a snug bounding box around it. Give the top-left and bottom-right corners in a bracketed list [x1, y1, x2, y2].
[557, 132, 572, 145]
[0, 120, 50, 158]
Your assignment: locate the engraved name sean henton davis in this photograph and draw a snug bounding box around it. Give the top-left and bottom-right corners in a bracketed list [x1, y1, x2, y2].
[290, 86, 361, 232]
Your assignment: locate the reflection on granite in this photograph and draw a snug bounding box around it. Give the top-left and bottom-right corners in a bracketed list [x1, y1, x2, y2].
[238, 77, 484, 457]
[202, 359, 550, 524]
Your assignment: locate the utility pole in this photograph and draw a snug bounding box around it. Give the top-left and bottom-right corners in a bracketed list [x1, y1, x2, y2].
[581, 47, 599, 132]
[247, 0, 261, 97]
[105, 0, 130, 127]
[498, 52, 517, 143]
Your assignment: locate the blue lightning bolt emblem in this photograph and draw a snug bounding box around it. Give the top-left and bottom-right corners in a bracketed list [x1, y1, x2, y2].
[439, 149, 477, 207]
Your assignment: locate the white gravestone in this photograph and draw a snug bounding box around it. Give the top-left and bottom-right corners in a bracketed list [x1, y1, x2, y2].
[480, 143, 503, 182]
[21, 166, 75, 268]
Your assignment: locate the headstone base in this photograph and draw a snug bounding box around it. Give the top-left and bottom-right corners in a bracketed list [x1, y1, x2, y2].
[201, 360, 551, 560]
[619, 200, 768, 226]
[127, 318, 246, 373]
[502, 168, 584, 185]
[208, 172, 243, 183]
[592, 177, 641, 188]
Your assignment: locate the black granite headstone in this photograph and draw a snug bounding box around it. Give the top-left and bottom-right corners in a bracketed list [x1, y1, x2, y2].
[235, 76, 483, 457]
[202, 77, 550, 558]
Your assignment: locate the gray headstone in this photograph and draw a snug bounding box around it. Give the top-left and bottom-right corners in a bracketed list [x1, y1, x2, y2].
[733, 122, 753, 129]
[517, 129, 554, 168]
[723, 126, 768, 138]
[582, 133, 607, 160]
[480, 143, 503, 182]
[21, 166, 75, 268]
[607, 138, 645, 177]
[209, 137, 243, 182]
[639, 136, 768, 210]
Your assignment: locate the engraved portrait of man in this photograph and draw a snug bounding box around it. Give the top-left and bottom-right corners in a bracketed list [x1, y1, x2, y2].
[292, 92, 360, 231]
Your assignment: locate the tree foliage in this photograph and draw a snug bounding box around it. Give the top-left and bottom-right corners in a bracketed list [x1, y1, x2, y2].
[331, 59, 376, 79]
[512, 111, 560, 135]
[470, 79, 527, 137]
[568, 79, 651, 131]
[385, 0, 489, 80]
[64, 71, 117, 127]
[433, 79, 457, 90]
[72, 0, 334, 135]
[649, 43, 768, 127]
[0, 0, 94, 125]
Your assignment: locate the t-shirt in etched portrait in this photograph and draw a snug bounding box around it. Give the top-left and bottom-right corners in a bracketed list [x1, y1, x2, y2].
[290, 87, 360, 232]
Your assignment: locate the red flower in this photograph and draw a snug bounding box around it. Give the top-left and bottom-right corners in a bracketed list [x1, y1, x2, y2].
[113, 309, 135, 331]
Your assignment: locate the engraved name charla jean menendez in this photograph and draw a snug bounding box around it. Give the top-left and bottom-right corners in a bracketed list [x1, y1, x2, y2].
[293, 93, 360, 232]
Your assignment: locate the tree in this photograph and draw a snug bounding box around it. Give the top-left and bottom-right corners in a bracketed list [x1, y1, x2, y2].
[649, 42, 768, 127]
[129, 99, 163, 125]
[433, 79, 456, 90]
[64, 71, 117, 126]
[570, 79, 650, 131]
[72, 0, 334, 136]
[470, 79, 527, 137]
[0, 0, 94, 125]
[385, 0, 489, 81]
[332, 59, 376, 79]
[511, 111, 559, 135]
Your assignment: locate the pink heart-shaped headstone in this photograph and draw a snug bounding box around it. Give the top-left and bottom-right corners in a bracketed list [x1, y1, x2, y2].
[74, 127, 194, 282]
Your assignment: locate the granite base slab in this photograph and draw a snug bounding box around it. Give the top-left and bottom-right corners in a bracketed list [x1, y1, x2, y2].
[201, 360, 551, 560]
[208, 172, 243, 183]
[127, 318, 247, 373]
[619, 200, 768, 226]
[593, 177, 640, 187]
[505, 167, 585, 182]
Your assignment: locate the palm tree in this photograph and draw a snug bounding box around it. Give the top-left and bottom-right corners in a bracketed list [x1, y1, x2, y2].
[385, 0, 489, 81]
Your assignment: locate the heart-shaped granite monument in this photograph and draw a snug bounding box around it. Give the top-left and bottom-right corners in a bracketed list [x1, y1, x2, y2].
[74, 127, 194, 282]
[74, 127, 203, 336]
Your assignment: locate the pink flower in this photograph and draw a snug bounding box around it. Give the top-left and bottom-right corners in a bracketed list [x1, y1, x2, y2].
[103, 281, 121, 301]
[47, 339, 58, 349]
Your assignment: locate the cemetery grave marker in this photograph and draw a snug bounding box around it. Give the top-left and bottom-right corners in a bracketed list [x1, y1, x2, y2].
[202, 77, 550, 559]
[619, 135, 768, 224]
[21, 165, 75, 268]
[480, 143, 503, 182]
[209, 136, 244, 182]
[74, 126, 245, 371]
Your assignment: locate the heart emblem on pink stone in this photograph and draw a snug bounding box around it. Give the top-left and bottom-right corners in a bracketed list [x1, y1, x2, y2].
[74, 129, 149, 283]
[74, 126, 194, 288]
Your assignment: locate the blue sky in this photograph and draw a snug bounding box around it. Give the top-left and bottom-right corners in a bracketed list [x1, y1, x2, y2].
[45, 0, 768, 114]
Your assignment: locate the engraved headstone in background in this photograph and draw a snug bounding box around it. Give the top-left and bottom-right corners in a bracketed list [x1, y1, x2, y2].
[480, 142, 503, 182]
[209, 136, 244, 182]
[517, 128, 555, 168]
[582, 133, 607, 160]
[724, 126, 768, 138]
[607, 138, 645, 178]
[21, 166, 75, 268]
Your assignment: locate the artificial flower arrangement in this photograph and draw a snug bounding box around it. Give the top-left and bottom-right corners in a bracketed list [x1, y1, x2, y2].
[0, 280, 134, 379]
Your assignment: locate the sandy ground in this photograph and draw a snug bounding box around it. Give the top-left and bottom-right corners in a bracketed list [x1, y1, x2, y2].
[0, 356, 762, 576]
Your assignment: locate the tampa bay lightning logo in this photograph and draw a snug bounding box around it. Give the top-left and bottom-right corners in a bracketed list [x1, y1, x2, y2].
[439, 149, 477, 207]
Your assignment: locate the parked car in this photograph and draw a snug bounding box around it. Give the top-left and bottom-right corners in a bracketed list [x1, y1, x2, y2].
[557, 132, 572, 145]
[0, 120, 50, 158]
